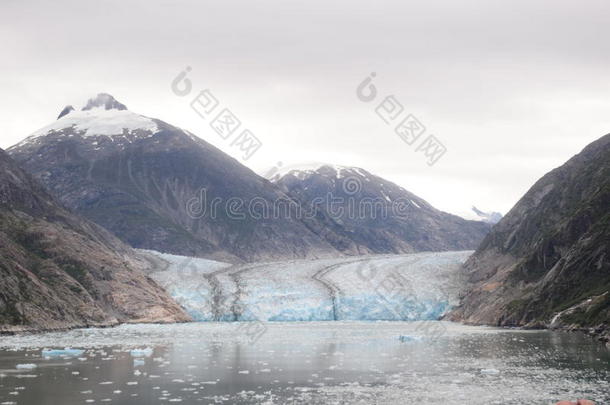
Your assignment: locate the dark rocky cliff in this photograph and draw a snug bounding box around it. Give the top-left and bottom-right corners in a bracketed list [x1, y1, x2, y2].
[449, 134, 610, 342]
[0, 148, 190, 333]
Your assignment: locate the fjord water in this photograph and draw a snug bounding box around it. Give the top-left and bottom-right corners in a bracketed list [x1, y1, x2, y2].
[0, 322, 608, 404]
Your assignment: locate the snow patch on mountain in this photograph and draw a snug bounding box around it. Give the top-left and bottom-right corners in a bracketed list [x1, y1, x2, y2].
[15, 99, 160, 148]
[457, 206, 503, 224]
[30, 109, 158, 138]
[15, 93, 159, 147]
[264, 162, 369, 182]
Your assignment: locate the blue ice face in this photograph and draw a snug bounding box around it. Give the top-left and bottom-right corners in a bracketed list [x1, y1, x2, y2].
[147, 251, 470, 323]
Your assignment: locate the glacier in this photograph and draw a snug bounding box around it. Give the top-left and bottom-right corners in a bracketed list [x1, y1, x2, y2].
[142, 250, 472, 322]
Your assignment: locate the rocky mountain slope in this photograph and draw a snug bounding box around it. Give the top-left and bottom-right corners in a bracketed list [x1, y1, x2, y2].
[273, 165, 491, 254]
[9, 94, 491, 262]
[9, 94, 344, 263]
[0, 148, 189, 333]
[449, 134, 609, 341]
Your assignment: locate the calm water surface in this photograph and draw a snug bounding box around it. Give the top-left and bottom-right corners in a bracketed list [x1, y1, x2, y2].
[0, 322, 608, 404]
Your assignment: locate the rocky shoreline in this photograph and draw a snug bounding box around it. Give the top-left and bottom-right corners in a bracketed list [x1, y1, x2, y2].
[563, 324, 610, 346]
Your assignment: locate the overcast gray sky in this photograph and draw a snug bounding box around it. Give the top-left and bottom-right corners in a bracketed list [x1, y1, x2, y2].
[1, 0, 609, 217]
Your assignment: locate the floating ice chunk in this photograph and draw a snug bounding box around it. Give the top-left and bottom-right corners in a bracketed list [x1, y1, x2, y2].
[130, 348, 153, 357]
[480, 368, 500, 375]
[15, 363, 37, 370]
[398, 335, 422, 342]
[42, 348, 84, 358]
[133, 359, 145, 367]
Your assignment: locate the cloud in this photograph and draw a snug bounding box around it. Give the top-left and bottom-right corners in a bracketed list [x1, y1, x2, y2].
[1, 0, 608, 215]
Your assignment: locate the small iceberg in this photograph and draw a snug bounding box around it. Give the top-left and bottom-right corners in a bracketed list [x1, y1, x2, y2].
[42, 348, 85, 358]
[15, 364, 37, 370]
[130, 347, 153, 358]
[480, 368, 500, 375]
[398, 335, 422, 343]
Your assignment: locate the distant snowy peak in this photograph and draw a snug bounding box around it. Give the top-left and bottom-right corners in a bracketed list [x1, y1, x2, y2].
[272, 162, 432, 210]
[458, 206, 503, 224]
[270, 163, 422, 205]
[267, 162, 371, 183]
[471, 206, 503, 224]
[272, 162, 491, 253]
[16, 93, 159, 147]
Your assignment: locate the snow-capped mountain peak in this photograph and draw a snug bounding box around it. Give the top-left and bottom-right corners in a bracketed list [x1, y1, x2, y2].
[55, 93, 129, 120]
[15, 93, 159, 147]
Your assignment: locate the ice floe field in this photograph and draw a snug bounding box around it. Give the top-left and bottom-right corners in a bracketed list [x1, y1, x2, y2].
[0, 322, 609, 404]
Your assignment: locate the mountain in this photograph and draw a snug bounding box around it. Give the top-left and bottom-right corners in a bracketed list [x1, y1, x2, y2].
[271, 164, 492, 254]
[8, 94, 343, 263]
[449, 134, 610, 342]
[470, 206, 503, 224]
[0, 148, 189, 333]
[454, 206, 503, 224]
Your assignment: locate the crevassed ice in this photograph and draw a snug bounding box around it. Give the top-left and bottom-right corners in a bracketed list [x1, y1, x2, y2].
[30, 109, 158, 138]
[146, 250, 471, 322]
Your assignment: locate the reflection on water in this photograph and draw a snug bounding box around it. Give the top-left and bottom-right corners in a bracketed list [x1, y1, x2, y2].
[0, 322, 608, 404]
